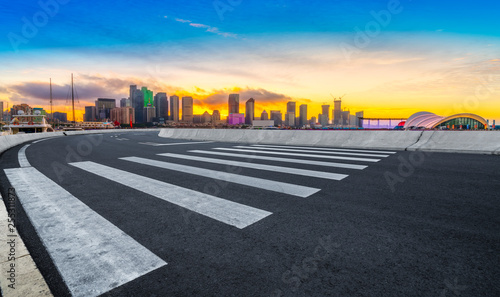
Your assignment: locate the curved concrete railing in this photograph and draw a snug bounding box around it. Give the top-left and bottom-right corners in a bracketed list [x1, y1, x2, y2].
[406, 131, 500, 154]
[0, 129, 160, 155]
[158, 129, 424, 150]
[158, 128, 500, 155]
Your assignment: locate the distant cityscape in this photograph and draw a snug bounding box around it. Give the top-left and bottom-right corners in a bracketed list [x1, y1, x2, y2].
[0, 84, 369, 129]
[1, 84, 497, 130]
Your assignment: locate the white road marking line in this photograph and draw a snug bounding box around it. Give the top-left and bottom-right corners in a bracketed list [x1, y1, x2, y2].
[120, 157, 320, 198]
[251, 144, 397, 154]
[116, 138, 129, 141]
[213, 148, 381, 163]
[188, 150, 367, 170]
[158, 153, 348, 181]
[32, 138, 51, 144]
[235, 146, 389, 158]
[18, 145, 31, 167]
[4, 167, 167, 297]
[139, 141, 213, 146]
[69, 161, 272, 228]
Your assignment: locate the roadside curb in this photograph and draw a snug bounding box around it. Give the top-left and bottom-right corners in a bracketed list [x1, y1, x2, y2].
[0, 192, 53, 296]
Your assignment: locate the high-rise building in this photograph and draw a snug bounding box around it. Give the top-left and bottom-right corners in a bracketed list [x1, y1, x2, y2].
[111, 107, 135, 124]
[133, 89, 144, 123]
[318, 114, 328, 127]
[212, 110, 221, 122]
[261, 110, 269, 120]
[95, 98, 116, 121]
[120, 98, 130, 108]
[270, 110, 282, 126]
[53, 112, 68, 122]
[228, 94, 239, 114]
[143, 106, 156, 123]
[182, 96, 193, 123]
[170, 95, 179, 121]
[321, 105, 330, 124]
[334, 99, 342, 125]
[154, 92, 168, 119]
[0, 101, 3, 121]
[310, 116, 317, 125]
[299, 104, 307, 127]
[285, 112, 295, 127]
[342, 110, 350, 126]
[84, 106, 97, 122]
[129, 85, 137, 104]
[142, 87, 153, 107]
[228, 113, 245, 125]
[245, 98, 254, 125]
[287, 101, 296, 114]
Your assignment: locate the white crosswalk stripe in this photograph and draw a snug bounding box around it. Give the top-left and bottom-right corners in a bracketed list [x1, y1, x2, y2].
[234, 145, 390, 158]
[4, 167, 167, 297]
[251, 144, 397, 154]
[119, 157, 321, 198]
[213, 147, 381, 162]
[69, 161, 272, 228]
[139, 141, 213, 146]
[188, 150, 368, 170]
[157, 153, 349, 180]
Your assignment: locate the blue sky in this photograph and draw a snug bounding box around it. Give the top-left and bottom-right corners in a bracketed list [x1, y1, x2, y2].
[0, 0, 499, 121]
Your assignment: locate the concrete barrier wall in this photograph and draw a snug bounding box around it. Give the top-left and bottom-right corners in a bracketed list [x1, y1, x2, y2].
[158, 129, 424, 150]
[0, 129, 160, 155]
[158, 129, 500, 155]
[406, 131, 500, 154]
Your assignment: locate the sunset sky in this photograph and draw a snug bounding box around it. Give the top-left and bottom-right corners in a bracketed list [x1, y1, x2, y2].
[1, 0, 499, 122]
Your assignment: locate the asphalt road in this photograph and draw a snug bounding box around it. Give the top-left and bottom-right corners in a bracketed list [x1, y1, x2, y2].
[0, 131, 498, 296]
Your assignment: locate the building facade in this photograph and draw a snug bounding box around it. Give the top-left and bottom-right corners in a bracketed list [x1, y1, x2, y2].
[261, 110, 269, 120]
[154, 92, 168, 120]
[95, 98, 116, 121]
[182, 96, 193, 123]
[245, 98, 255, 125]
[228, 94, 239, 114]
[299, 104, 307, 127]
[170, 95, 179, 122]
[111, 107, 135, 124]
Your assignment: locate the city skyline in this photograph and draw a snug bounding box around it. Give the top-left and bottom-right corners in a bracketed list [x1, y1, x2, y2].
[0, 1, 499, 122]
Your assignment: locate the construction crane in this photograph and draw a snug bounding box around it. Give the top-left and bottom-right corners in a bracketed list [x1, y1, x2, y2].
[330, 93, 346, 101]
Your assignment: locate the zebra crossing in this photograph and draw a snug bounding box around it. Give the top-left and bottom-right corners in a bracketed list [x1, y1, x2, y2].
[4, 142, 396, 297]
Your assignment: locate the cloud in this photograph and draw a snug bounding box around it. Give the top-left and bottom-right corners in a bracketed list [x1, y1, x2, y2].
[173, 19, 237, 38]
[175, 18, 192, 23]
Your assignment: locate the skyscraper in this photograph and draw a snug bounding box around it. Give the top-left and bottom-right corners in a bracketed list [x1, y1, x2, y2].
[334, 99, 342, 125]
[0, 101, 3, 121]
[286, 101, 296, 127]
[228, 94, 239, 114]
[261, 110, 269, 120]
[120, 98, 130, 107]
[270, 110, 282, 126]
[133, 89, 144, 123]
[95, 98, 116, 121]
[182, 96, 193, 123]
[170, 95, 179, 121]
[299, 104, 307, 127]
[84, 106, 97, 122]
[245, 98, 255, 125]
[287, 101, 296, 114]
[321, 104, 330, 124]
[154, 92, 168, 119]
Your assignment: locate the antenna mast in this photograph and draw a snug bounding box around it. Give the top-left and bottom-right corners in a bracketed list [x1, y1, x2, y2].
[71, 73, 75, 126]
